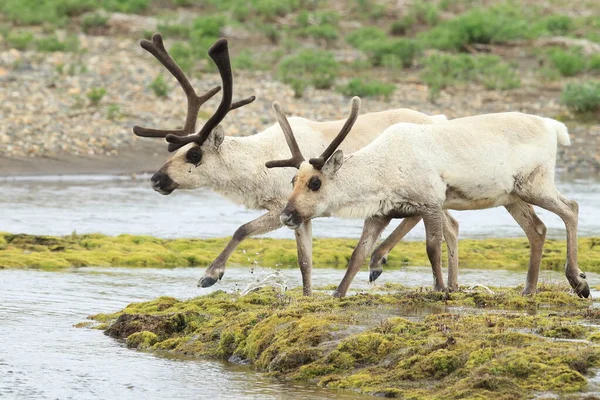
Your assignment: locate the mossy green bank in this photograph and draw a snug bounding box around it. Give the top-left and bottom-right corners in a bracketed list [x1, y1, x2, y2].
[2, 232, 600, 272]
[92, 285, 600, 399]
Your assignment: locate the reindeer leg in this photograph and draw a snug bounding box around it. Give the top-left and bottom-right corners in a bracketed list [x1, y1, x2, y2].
[423, 209, 446, 292]
[369, 216, 421, 283]
[505, 199, 546, 295]
[295, 220, 313, 296]
[442, 211, 459, 291]
[333, 215, 392, 298]
[198, 211, 282, 287]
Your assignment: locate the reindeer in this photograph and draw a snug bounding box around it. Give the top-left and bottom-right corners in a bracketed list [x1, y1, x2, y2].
[267, 97, 589, 299]
[133, 34, 457, 295]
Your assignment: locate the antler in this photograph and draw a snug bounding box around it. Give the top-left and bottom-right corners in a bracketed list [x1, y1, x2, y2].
[133, 33, 220, 138]
[265, 102, 306, 169]
[165, 38, 255, 152]
[309, 97, 361, 170]
[132, 33, 255, 149]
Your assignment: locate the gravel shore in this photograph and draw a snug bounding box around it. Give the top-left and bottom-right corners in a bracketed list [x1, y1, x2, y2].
[1, 34, 598, 175]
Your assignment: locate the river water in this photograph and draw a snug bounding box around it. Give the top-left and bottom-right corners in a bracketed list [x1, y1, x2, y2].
[1, 174, 599, 240]
[2, 266, 598, 400]
[1, 175, 600, 399]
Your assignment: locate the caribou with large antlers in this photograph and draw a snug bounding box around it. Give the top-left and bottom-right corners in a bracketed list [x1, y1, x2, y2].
[270, 101, 588, 298]
[133, 34, 455, 295]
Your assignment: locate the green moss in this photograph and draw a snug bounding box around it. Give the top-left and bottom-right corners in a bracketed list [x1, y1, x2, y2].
[88, 285, 600, 399]
[126, 331, 158, 349]
[1, 232, 600, 273]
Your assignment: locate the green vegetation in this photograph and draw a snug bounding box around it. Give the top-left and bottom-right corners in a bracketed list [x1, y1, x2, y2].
[391, 2, 440, 35]
[2, 232, 600, 273]
[561, 81, 600, 114]
[5, 30, 33, 50]
[421, 53, 520, 101]
[1, 0, 599, 113]
[296, 10, 339, 46]
[346, 26, 387, 49]
[149, 74, 168, 97]
[338, 78, 395, 100]
[544, 15, 574, 35]
[86, 87, 106, 105]
[82, 13, 109, 34]
[90, 285, 600, 399]
[346, 29, 420, 68]
[589, 54, 600, 72]
[35, 34, 79, 52]
[106, 103, 121, 120]
[278, 49, 338, 97]
[548, 48, 587, 77]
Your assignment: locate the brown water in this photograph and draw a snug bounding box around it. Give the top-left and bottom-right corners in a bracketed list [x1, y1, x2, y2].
[2, 265, 599, 400]
[1, 174, 599, 240]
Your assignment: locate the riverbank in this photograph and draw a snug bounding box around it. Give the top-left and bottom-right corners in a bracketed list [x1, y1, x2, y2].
[1, 2, 600, 175]
[91, 285, 600, 399]
[2, 232, 600, 272]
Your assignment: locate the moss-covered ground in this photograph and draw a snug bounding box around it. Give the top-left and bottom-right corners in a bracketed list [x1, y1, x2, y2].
[2, 232, 600, 273]
[90, 284, 600, 399]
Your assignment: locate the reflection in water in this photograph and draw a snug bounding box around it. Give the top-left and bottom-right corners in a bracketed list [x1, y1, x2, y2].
[0, 175, 599, 240]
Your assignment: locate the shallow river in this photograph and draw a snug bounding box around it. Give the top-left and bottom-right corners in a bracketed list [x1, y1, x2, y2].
[2, 266, 599, 400]
[1, 175, 600, 399]
[1, 174, 600, 240]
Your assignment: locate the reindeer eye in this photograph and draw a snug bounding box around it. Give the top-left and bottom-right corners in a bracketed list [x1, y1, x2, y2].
[291, 176, 297, 187]
[308, 176, 321, 192]
[185, 147, 203, 166]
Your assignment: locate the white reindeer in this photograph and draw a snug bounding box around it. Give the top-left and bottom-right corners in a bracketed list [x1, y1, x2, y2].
[133, 34, 458, 295]
[268, 97, 588, 299]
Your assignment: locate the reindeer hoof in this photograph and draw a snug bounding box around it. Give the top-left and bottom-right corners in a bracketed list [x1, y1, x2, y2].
[198, 276, 218, 288]
[369, 269, 383, 283]
[521, 288, 534, 296]
[332, 289, 343, 298]
[568, 273, 590, 298]
[576, 280, 590, 299]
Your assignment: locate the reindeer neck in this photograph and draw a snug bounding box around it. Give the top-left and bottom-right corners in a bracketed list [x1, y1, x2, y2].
[207, 135, 287, 211]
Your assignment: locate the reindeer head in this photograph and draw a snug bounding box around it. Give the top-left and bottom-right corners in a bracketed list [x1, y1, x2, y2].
[265, 97, 361, 229]
[133, 33, 255, 195]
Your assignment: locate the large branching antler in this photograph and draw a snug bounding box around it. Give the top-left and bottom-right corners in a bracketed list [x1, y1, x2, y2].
[265, 102, 306, 169]
[265, 97, 361, 171]
[309, 97, 361, 170]
[165, 38, 255, 152]
[132, 33, 255, 151]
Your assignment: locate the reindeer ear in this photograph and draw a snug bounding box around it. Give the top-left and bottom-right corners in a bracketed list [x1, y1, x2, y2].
[208, 125, 225, 149]
[322, 149, 344, 176]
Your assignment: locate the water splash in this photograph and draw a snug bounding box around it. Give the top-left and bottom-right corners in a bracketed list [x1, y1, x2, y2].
[241, 270, 288, 296]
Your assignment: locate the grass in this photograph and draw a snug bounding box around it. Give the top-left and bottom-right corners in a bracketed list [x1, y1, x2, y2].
[337, 78, 395, 100]
[89, 284, 600, 399]
[86, 87, 106, 105]
[1, 232, 600, 272]
[278, 49, 338, 97]
[5, 30, 34, 50]
[346, 29, 420, 68]
[421, 53, 520, 102]
[548, 47, 587, 77]
[149, 74, 168, 97]
[561, 81, 600, 114]
[421, 5, 547, 51]
[82, 13, 109, 34]
[35, 34, 79, 52]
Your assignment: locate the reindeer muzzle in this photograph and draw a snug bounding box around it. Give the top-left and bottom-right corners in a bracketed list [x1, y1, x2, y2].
[151, 171, 178, 195]
[280, 207, 303, 230]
